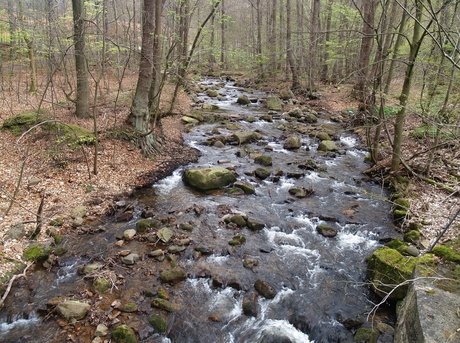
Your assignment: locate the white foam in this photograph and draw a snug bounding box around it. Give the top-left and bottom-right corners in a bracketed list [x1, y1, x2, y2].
[0, 317, 40, 334]
[153, 169, 182, 194]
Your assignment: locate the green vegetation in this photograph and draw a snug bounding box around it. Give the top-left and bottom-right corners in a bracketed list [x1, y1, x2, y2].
[1, 111, 47, 136]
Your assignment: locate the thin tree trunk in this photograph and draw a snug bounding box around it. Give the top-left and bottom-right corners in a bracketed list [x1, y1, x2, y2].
[72, 0, 90, 118]
[286, 0, 299, 89]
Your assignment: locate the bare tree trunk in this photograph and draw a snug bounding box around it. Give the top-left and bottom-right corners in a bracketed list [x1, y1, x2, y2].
[309, 0, 320, 92]
[131, 0, 160, 156]
[149, 0, 164, 120]
[18, 0, 37, 92]
[286, 0, 299, 89]
[220, 0, 226, 69]
[72, 0, 90, 118]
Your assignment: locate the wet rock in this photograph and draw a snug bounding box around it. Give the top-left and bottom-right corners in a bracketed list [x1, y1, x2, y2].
[160, 267, 186, 283]
[227, 279, 243, 290]
[316, 224, 338, 237]
[121, 253, 140, 265]
[288, 314, 312, 334]
[111, 324, 138, 343]
[260, 114, 273, 122]
[254, 155, 273, 166]
[151, 298, 176, 312]
[223, 214, 245, 227]
[289, 187, 314, 198]
[179, 223, 194, 232]
[260, 334, 292, 343]
[168, 245, 186, 254]
[354, 328, 380, 343]
[56, 300, 90, 321]
[206, 89, 218, 97]
[135, 219, 160, 233]
[5, 222, 26, 240]
[79, 262, 103, 275]
[232, 131, 260, 144]
[255, 167, 271, 180]
[254, 279, 277, 299]
[340, 317, 363, 330]
[181, 116, 199, 125]
[233, 180, 255, 194]
[243, 256, 259, 269]
[242, 292, 259, 317]
[123, 229, 136, 240]
[195, 246, 213, 255]
[283, 136, 301, 149]
[303, 112, 318, 123]
[229, 234, 246, 246]
[279, 89, 295, 100]
[316, 131, 331, 141]
[157, 287, 170, 300]
[23, 243, 52, 262]
[149, 314, 167, 333]
[228, 187, 245, 195]
[247, 218, 265, 231]
[318, 140, 338, 152]
[183, 166, 236, 191]
[246, 115, 257, 122]
[71, 205, 87, 219]
[287, 107, 302, 118]
[212, 275, 224, 288]
[95, 323, 109, 337]
[237, 95, 250, 105]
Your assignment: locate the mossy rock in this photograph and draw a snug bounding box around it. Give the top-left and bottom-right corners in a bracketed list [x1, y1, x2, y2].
[386, 239, 408, 255]
[23, 243, 52, 262]
[135, 219, 160, 233]
[119, 302, 138, 313]
[42, 122, 96, 148]
[179, 223, 194, 232]
[94, 277, 111, 293]
[394, 209, 411, 221]
[151, 298, 176, 312]
[225, 214, 247, 227]
[1, 111, 46, 136]
[229, 234, 246, 246]
[354, 328, 380, 343]
[366, 247, 434, 300]
[49, 217, 64, 227]
[160, 267, 186, 283]
[432, 245, 460, 263]
[112, 324, 138, 343]
[404, 230, 421, 244]
[149, 314, 167, 333]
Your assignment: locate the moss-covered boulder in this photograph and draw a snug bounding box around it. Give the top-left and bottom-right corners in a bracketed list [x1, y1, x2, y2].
[254, 167, 271, 180]
[232, 131, 260, 144]
[237, 95, 250, 105]
[94, 277, 112, 293]
[160, 267, 186, 284]
[254, 155, 273, 166]
[404, 230, 421, 244]
[151, 298, 176, 312]
[112, 324, 138, 343]
[183, 167, 236, 191]
[317, 224, 338, 237]
[42, 122, 96, 148]
[225, 214, 247, 227]
[366, 247, 434, 300]
[149, 314, 167, 333]
[432, 245, 460, 263]
[254, 279, 277, 299]
[229, 234, 246, 246]
[23, 243, 52, 262]
[318, 140, 338, 152]
[1, 112, 46, 136]
[233, 181, 255, 194]
[284, 136, 302, 150]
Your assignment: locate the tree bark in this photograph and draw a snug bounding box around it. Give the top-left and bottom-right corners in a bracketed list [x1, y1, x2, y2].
[286, 0, 299, 89]
[131, 0, 160, 156]
[72, 0, 90, 118]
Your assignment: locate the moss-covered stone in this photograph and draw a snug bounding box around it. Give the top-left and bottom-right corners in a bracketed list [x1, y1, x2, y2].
[149, 314, 167, 333]
[404, 230, 421, 244]
[394, 198, 410, 211]
[229, 234, 246, 246]
[387, 239, 408, 255]
[366, 247, 434, 300]
[254, 155, 273, 166]
[1, 112, 46, 136]
[135, 219, 159, 233]
[160, 267, 186, 283]
[354, 328, 380, 343]
[179, 223, 194, 232]
[183, 167, 236, 191]
[42, 122, 96, 148]
[49, 217, 64, 227]
[111, 324, 138, 343]
[157, 287, 169, 300]
[151, 298, 176, 312]
[432, 245, 460, 263]
[23, 243, 52, 262]
[119, 302, 138, 313]
[94, 277, 111, 293]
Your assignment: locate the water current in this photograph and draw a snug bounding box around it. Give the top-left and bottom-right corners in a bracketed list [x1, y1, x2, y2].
[0, 79, 397, 343]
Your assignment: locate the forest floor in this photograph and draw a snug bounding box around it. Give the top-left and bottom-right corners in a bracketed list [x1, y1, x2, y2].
[0, 74, 459, 292]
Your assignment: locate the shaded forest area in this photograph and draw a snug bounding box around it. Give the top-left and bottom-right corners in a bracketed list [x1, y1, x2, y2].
[0, 0, 459, 285]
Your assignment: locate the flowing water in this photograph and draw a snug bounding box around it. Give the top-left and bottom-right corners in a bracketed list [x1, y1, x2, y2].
[0, 79, 397, 343]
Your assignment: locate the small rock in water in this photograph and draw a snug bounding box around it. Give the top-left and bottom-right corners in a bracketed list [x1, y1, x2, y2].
[95, 323, 109, 337]
[254, 279, 277, 299]
[123, 229, 137, 240]
[121, 253, 140, 265]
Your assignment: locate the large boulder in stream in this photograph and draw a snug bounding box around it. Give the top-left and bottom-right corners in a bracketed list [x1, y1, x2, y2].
[232, 131, 260, 144]
[283, 136, 301, 150]
[254, 279, 277, 299]
[318, 140, 338, 152]
[183, 167, 236, 191]
[111, 324, 138, 343]
[266, 96, 283, 111]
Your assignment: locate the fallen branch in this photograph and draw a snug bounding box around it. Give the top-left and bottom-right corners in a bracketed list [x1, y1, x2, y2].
[0, 261, 34, 309]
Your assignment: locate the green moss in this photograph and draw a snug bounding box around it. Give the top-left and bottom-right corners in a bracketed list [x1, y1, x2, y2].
[135, 219, 159, 233]
[1, 111, 47, 136]
[387, 239, 408, 254]
[151, 298, 176, 312]
[432, 245, 460, 263]
[42, 122, 96, 148]
[0, 260, 26, 284]
[53, 235, 63, 245]
[119, 302, 138, 313]
[354, 328, 380, 343]
[53, 246, 67, 256]
[94, 277, 111, 293]
[23, 243, 52, 262]
[394, 198, 410, 211]
[149, 314, 167, 333]
[229, 234, 246, 246]
[404, 230, 421, 243]
[111, 324, 138, 343]
[157, 287, 169, 300]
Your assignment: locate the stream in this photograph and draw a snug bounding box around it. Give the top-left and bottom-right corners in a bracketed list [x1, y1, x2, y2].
[0, 79, 398, 343]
